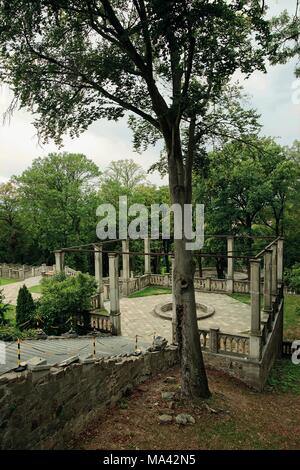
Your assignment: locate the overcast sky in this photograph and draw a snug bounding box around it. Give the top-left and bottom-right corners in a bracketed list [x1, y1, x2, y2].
[0, 0, 299, 186]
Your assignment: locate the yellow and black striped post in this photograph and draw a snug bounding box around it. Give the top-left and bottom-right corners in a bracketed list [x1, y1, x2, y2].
[14, 337, 27, 372]
[135, 334, 138, 352]
[93, 320, 96, 358]
[17, 338, 21, 367]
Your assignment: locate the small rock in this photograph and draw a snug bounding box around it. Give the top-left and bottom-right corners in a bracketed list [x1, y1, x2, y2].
[175, 413, 195, 425]
[35, 329, 47, 339]
[168, 401, 175, 410]
[161, 391, 176, 401]
[159, 414, 173, 425]
[148, 336, 168, 351]
[61, 329, 78, 338]
[164, 376, 177, 384]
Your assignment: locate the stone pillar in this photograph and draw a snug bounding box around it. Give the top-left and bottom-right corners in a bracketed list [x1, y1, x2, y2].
[210, 328, 219, 353]
[226, 236, 234, 293]
[171, 255, 177, 344]
[108, 253, 121, 335]
[144, 237, 151, 274]
[249, 259, 262, 360]
[271, 243, 278, 301]
[94, 244, 104, 309]
[263, 249, 272, 316]
[122, 239, 130, 279]
[277, 238, 284, 286]
[122, 239, 130, 297]
[54, 251, 64, 273]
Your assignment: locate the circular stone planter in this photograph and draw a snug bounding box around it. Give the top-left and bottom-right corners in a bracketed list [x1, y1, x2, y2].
[154, 302, 215, 321]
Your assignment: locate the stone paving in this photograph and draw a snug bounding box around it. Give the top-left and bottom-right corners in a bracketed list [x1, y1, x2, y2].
[108, 292, 251, 344]
[0, 279, 251, 375]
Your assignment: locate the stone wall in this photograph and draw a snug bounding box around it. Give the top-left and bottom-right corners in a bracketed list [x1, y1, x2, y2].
[0, 347, 178, 450]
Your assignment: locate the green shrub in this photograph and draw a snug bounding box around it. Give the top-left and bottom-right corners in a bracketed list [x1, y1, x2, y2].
[37, 272, 97, 335]
[0, 325, 38, 342]
[285, 264, 300, 293]
[0, 288, 9, 325]
[16, 285, 36, 330]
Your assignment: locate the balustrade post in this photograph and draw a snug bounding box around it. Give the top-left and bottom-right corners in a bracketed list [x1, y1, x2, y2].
[205, 277, 211, 291]
[108, 253, 121, 335]
[263, 249, 272, 316]
[54, 250, 64, 273]
[122, 239, 130, 297]
[271, 243, 278, 302]
[277, 238, 284, 287]
[94, 244, 104, 309]
[226, 236, 234, 293]
[249, 259, 262, 360]
[210, 328, 219, 353]
[144, 237, 151, 274]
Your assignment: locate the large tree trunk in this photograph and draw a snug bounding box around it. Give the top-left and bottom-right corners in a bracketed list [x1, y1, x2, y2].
[166, 126, 210, 400]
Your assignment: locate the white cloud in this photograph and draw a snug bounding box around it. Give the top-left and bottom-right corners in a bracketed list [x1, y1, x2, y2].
[0, 86, 167, 185]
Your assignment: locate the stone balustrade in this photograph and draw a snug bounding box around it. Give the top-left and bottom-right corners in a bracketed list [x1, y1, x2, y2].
[0, 263, 52, 280]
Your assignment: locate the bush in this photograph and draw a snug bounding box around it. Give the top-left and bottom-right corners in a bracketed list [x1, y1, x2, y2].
[16, 285, 36, 330]
[37, 272, 97, 335]
[0, 325, 38, 342]
[0, 288, 9, 325]
[285, 264, 300, 293]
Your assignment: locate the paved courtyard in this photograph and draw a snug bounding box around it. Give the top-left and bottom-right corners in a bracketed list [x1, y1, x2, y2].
[116, 292, 251, 344]
[1, 280, 251, 375]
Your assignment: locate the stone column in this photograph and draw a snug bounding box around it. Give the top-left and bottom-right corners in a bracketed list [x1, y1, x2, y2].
[54, 250, 64, 273]
[171, 255, 177, 343]
[122, 239, 130, 279]
[249, 259, 262, 360]
[263, 249, 272, 316]
[122, 239, 130, 297]
[271, 243, 278, 301]
[277, 238, 284, 286]
[108, 253, 121, 335]
[226, 236, 234, 293]
[144, 237, 151, 274]
[210, 328, 219, 353]
[94, 244, 104, 309]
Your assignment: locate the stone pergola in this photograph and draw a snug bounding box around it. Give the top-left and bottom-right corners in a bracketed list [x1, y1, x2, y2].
[54, 237, 153, 335]
[52, 235, 284, 389]
[54, 235, 284, 349]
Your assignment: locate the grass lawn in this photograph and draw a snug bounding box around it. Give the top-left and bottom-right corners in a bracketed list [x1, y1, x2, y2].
[72, 365, 300, 450]
[28, 284, 42, 294]
[268, 359, 300, 394]
[129, 286, 172, 298]
[4, 304, 16, 325]
[229, 292, 300, 340]
[0, 277, 17, 286]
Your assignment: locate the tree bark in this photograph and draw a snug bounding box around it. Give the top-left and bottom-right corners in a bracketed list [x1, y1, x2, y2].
[166, 126, 210, 400]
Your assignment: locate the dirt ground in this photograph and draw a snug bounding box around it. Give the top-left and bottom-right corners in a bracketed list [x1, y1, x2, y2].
[71, 366, 300, 450]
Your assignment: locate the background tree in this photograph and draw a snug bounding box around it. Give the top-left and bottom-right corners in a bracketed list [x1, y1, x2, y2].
[15, 152, 100, 268]
[102, 159, 146, 189]
[0, 182, 25, 263]
[194, 137, 299, 276]
[0, 0, 278, 399]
